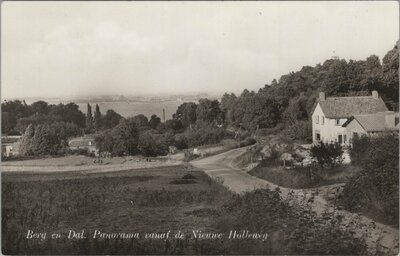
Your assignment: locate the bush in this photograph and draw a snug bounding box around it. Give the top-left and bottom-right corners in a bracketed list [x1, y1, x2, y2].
[137, 131, 169, 157]
[69, 148, 94, 157]
[173, 133, 189, 149]
[340, 134, 399, 226]
[349, 134, 371, 165]
[95, 119, 139, 156]
[240, 137, 256, 147]
[184, 126, 226, 148]
[217, 189, 367, 255]
[310, 141, 343, 167]
[257, 123, 285, 136]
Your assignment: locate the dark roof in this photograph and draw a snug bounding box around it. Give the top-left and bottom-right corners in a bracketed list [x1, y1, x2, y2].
[343, 111, 399, 132]
[68, 137, 96, 147]
[314, 96, 388, 119]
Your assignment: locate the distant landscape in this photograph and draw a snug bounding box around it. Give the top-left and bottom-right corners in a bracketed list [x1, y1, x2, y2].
[2, 44, 399, 255]
[74, 101, 186, 120]
[7, 93, 224, 120]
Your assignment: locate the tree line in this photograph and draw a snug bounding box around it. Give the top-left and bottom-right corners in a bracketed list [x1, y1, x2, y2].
[3, 43, 398, 157]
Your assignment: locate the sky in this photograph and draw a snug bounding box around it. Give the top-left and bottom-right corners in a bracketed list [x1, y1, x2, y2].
[2, 1, 399, 99]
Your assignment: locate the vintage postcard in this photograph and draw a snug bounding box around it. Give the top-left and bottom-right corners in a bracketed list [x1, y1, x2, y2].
[1, 1, 399, 255]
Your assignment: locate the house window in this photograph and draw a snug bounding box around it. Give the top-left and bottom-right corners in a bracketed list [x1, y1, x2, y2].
[338, 135, 343, 144]
[335, 119, 340, 126]
[321, 116, 325, 125]
[343, 135, 347, 143]
[315, 115, 319, 124]
[315, 131, 321, 141]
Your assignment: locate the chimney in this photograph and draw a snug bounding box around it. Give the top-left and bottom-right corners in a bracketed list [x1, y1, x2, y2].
[319, 92, 325, 101]
[372, 90, 379, 99]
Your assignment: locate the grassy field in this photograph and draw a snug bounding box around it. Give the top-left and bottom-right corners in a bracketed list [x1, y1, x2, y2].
[2, 166, 232, 254]
[249, 163, 361, 189]
[2, 163, 369, 255]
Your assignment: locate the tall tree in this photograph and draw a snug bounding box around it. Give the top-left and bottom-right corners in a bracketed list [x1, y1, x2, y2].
[110, 118, 139, 156]
[30, 123, 60, 155]
[102, 109, 123, 129]
[19, 124, 35, 156]
[381, 44, 399, 106]
[94, 104, 102, 130]
[149, 114, 161, 129]
[196, 99, 223, 124]
[175, 102, 197, 128]
[132, 114, 150, 131]
[221, 93, 237, 124]
[85, 104, 94, 132]
[31, 101, 49, 115]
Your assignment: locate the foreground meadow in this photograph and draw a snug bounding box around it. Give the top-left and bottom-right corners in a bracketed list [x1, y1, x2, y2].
[2, 164, 369, 255]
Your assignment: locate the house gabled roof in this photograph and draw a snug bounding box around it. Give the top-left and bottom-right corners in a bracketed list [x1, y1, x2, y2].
[68, 137, 96, 147]
[342, 111, 399, 132]
[312, 96, 388, 119]
[1, 136, 22, 145]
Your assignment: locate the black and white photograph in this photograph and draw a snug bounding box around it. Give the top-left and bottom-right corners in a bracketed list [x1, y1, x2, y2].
[1, 1, 399, 255]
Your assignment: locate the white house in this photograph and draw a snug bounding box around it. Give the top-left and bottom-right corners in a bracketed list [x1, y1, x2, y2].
[311, 91, 389, 145]
[1, 136, 22, 157]
[68, 136, 99, 156]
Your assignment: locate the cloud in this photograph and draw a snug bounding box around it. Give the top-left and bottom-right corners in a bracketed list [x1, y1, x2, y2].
[2, 1, 398, 98]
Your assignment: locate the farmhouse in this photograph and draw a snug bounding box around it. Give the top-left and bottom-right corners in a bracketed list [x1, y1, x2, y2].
[68, 136, 99, 156]
[1, 136, 22, 157]
[311, 91, 389, 145]
[342, 111, 399, 139]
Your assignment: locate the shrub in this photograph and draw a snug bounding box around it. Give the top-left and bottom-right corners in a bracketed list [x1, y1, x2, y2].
[240, 137, 256, 146]
[349, 134, 370, 165]
[95, 119, 139, 156]
[217, 189, 367, 255]
[184, 126, 226, 148]
[181, 174, 197, 179]
[340, 134, 399, 226]
[69, 148, 93, 157]
[137, 131, 169, 157]
[310, 141, 343, 167]
[173, 133, 189, 149]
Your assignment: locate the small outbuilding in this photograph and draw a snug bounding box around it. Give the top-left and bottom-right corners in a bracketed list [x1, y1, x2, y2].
[342, 111, 399, 141]
[1, 136, 22, 157]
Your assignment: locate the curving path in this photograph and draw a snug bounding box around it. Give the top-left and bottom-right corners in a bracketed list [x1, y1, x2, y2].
[191, 146, 399, 254]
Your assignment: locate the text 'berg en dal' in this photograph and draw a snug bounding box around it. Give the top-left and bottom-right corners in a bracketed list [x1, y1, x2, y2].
[26, 230, 268, 242]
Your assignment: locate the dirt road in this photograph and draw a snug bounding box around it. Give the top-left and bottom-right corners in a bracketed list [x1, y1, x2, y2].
[191, 146, 399, 254]
[2, 154, 184, 174]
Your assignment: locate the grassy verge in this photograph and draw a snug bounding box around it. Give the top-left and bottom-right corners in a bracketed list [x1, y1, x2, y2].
[249, 163, 361, 189]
